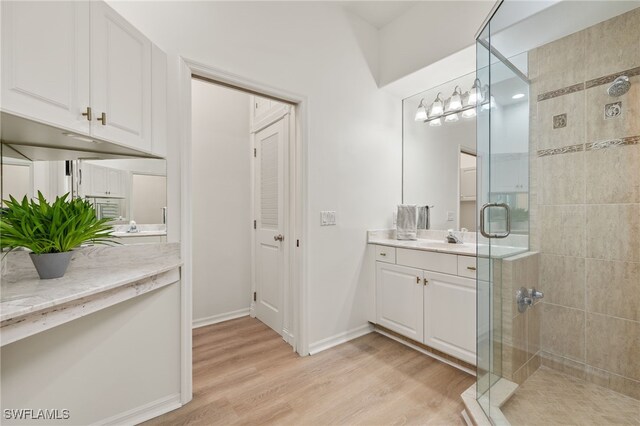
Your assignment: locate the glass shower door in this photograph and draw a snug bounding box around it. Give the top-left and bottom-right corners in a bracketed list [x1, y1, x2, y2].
[476, 17, 531, 419]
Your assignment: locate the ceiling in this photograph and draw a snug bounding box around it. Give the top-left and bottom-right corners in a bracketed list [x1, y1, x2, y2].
[341, 1, 418, 29]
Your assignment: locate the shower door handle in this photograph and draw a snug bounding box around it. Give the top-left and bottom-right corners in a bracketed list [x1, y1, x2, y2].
[480, 202, 511, 239]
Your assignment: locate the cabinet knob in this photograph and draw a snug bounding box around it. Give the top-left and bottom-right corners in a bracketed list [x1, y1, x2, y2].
[274, 234, 284, 242]
[82, 106, 92, 121]
[423, 278, 429, 286]
[379, 252, 386, 257]
[416, 276, 421, 284]
[97, 112, 107, 125]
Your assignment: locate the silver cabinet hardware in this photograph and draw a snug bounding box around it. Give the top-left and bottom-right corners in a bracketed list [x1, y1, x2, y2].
[530, 288, 544, 300]
[97, 112, 107, 125]
[480, 202, 511, 239]
[82, 106, 92, 121]
[274, 234, 284, 242]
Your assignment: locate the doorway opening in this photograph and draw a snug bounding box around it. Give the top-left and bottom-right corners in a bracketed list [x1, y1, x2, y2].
[458, 148, 477, 232]
[190, 75, 298, 349]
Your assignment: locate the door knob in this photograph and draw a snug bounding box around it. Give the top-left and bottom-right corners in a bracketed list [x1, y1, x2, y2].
[274, 234, 284, 242]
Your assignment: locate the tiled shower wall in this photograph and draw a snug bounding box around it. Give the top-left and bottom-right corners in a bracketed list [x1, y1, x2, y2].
[528, 8, 640, 400]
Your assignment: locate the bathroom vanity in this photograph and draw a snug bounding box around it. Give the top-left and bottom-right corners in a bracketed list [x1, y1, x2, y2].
[367, 231, 478, 366]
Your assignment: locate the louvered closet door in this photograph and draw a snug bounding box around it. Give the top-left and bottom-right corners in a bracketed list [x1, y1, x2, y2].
[254, 116, 288, 335]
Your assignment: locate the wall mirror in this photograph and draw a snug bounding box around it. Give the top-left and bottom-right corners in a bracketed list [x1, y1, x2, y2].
[402, 72, 477, 231]
[1, 143, 167, 244]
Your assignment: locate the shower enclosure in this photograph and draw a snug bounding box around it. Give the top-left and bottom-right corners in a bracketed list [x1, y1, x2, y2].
[475, 1, 640, 424]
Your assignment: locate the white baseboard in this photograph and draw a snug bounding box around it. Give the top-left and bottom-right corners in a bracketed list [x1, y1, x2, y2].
[192, 308, 250, 329]
[308, 323, 373, 355]
[282, 327, 295, 346]
[98, 393, 181, 426]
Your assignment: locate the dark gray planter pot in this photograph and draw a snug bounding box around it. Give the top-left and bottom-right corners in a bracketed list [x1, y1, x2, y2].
[29, 252, 73, 279]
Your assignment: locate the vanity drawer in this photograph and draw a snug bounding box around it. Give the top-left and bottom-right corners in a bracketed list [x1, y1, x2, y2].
[396, 248, 457, 275]
[375, 245, 396, 263]
[458, 255, 477, 279]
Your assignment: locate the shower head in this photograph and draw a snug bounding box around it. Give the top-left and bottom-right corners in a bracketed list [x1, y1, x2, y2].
[607, 75, 630, 97]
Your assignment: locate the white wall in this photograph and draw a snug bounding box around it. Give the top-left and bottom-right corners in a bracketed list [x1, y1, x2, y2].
[378, 1, 494, 86]
[190, 79, 252, 325]
[108, 1, 403, 348]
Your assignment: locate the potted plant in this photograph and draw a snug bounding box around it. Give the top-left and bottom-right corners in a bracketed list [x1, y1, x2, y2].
[0, 192, 115, 279]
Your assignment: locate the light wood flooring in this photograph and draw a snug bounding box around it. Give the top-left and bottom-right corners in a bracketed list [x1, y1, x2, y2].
[146, 317, 474, 425]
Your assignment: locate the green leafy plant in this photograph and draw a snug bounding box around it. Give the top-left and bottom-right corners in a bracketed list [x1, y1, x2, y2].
[0, 192, 115, 254]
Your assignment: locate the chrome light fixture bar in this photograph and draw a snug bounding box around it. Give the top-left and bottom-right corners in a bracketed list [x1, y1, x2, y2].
[415, 80, 493, 125]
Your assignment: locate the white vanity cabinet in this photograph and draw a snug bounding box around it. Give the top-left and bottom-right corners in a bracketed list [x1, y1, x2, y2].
[372, 244, 477, 365]
[423, 271, 476, 364]
[1, 1, 167, 156]
[376, 263, 424, 342]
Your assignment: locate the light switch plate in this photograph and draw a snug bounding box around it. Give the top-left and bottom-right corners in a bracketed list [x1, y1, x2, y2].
[447, 211, 455, 221]
[321, 211, 336, 226]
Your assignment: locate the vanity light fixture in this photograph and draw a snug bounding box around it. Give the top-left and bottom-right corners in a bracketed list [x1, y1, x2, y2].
[447, 86, 463, 111]
[429, 93, 444, 117]
[429, 117, 442, 126]
[445, 113, 459, 122]
[468, 79, 484, 105]
[462, 108, 476, 118]
[481, 95, 496, 111]
[512, 93, 525, 99]
[414, 99, 428, 121]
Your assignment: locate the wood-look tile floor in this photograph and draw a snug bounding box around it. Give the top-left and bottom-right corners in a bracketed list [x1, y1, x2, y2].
[146, 317, 474, 425]
[502, 367, 640, 425]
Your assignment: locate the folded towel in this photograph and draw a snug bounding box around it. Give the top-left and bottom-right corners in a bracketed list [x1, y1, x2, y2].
[397, 205, 418, 240]
[417, 205, 430, 230]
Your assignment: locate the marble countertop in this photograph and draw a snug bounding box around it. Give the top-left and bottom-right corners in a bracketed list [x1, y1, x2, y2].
[1, 243, 181, 323]
[367, 230, 528, 259]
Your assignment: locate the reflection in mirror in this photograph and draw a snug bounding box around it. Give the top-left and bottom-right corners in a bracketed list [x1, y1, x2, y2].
[1, 147, 167, 244]
[403, 72, 477, 231]
[459, 151, 477, 231]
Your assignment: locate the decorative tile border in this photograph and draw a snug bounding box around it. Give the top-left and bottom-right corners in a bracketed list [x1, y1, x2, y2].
[537, 66, 640, 102]
[537, 83, 584, 102]
[536, 136, 639, 157]
[585, 65, 640, 89]
[586, 135, 640, 151]
[537, 144, 584, 157]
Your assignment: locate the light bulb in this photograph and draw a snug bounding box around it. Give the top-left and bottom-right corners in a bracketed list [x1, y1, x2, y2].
[447, 86, 463, 111]
[429, 117, 442, 127]
[445, 113, 459, 122]
[429, 92, 444, 117]
[468, 79, 484, 105]
[462, 108, 476, 118]
[414, 99, 427, 121]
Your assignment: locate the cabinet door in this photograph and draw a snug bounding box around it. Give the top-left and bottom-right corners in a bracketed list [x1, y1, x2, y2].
[90, 165, 109, 196]
[376, 262, 424, 342]
[1, 1, 90, 133]
[423, 271, 476, 365]
[107, 169, 125, 197]
[90, 1, 151, 152]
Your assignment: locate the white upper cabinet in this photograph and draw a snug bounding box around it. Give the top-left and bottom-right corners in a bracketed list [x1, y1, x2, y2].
[90, 1, 152, 152]
[1, 1, 91, 134]
[0, 1, 166, 156]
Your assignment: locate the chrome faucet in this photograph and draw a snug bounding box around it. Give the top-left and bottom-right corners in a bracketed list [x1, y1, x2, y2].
[445, 229, 463, 244]
[127, 220, 139, 233]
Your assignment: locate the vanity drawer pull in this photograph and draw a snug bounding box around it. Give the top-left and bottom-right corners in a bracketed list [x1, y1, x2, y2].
[466, 266, 477, 271]
[379, 252, 386, 256]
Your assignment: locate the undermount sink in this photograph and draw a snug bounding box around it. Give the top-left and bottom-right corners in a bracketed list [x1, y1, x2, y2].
[416, 240, 471, 249]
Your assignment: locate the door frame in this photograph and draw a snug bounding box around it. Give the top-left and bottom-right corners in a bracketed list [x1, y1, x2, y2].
[457, 145, 477, 231]
[178, 56, 308, 404]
